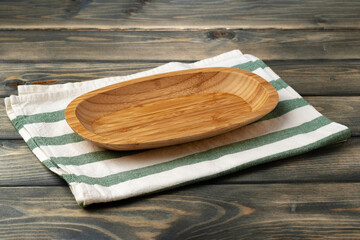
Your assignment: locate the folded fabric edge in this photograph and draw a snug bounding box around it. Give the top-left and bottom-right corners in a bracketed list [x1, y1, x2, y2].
[4, 97, 70, 176]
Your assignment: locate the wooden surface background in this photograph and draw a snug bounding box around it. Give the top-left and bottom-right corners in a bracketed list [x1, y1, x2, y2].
[0, 0, 359, 239]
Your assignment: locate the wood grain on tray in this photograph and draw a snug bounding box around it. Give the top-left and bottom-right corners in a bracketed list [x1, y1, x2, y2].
[65, 68, 278, 150]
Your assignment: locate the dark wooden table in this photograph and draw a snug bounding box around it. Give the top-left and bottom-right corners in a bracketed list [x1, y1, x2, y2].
[1, 1, 359, 239]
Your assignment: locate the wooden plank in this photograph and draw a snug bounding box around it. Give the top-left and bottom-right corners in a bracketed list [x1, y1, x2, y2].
[267, 60, 360, 96]
[0, 100, 19, 139]
[2, 96, 359, 140]
[0, 140, 65, 186]
[0, 62, 161, 97]
[0, 136, 358, 186]
[1, 183, 360, 239]
[305, 96, 359, 135]
[1, 60, 360, 97]
[0, 0, 359, 29]
[1, 30, 360, 61]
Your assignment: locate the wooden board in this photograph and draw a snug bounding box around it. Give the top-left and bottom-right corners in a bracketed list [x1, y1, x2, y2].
[1, 30, 360, 61]
[0, 0, 359, 29]
[0, 140, 65, 186]
[1, 183, 360, 239]
[0, 62, 161, 97]
[1, 60, 360, 97]
[0, 137, 358, 186]
[0, 100, 18, 139]
[267, 60, 360, 96]
[305, 96, 360, 135]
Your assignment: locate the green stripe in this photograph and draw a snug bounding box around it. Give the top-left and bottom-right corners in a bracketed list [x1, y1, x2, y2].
[270, 78, 289, 91]
[44, 149, 144, 166]
[26, 133, 84, 151]
[26, 138, 39, 151]
[12, 109, 65, 130]
[40, 98, 308, 167]
[234, 59, 267, 72]
[62, 116, 333, 186]
[41, 159, 60, 169]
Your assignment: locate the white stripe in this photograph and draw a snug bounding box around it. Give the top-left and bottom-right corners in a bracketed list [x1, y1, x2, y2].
[277, 87, 301, 101]
[282, 86, 302, 99]
[57, 105, 321, 178]
[243, 54, 259, 62]
[33, 147, 51, 162]
[4, 98, 16, 121]
[253, 67, 271, 81]
[18, 128, 32, 142]
[32, 141, 104, 159]
[9, 94, 74, 115]
[20, 120, 74, 138]
[264, 65, 281, 80]
[70, 122, 347, 206]
[242, 54, 281, 82]
[253, 67, 277, 82]
[48, 166, 68, 176]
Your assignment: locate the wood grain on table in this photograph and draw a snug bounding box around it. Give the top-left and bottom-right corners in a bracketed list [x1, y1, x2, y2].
[0, 0, 359, 239]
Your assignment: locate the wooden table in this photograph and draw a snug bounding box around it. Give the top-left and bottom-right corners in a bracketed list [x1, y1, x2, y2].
[1, 1, 359, 239]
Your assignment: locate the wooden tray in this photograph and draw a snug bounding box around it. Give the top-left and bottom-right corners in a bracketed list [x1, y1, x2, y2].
[65, 67, 278, 150]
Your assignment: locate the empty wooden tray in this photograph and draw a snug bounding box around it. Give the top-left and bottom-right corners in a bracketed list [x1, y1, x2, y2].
[65, 67, 278, 150]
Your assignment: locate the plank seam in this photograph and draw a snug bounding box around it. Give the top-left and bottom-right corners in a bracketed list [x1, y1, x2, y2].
[0, 27, 360, 31]
[1, 59, 360, 64]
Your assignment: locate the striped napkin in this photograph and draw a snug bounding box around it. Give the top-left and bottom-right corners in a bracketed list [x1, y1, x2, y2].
[5, 50, 351, 206]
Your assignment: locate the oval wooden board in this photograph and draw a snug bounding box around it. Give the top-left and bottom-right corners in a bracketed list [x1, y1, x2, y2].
[65, 67, 278, 150]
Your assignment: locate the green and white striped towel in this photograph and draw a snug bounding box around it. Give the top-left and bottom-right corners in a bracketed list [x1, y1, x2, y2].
[5, 50, 351, 206]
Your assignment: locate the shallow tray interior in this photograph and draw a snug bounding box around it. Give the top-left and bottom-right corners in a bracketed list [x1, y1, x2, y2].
[65, 67, 278, 150]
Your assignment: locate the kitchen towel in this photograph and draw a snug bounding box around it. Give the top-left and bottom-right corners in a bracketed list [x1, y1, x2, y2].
[5, 50, 351, 206]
